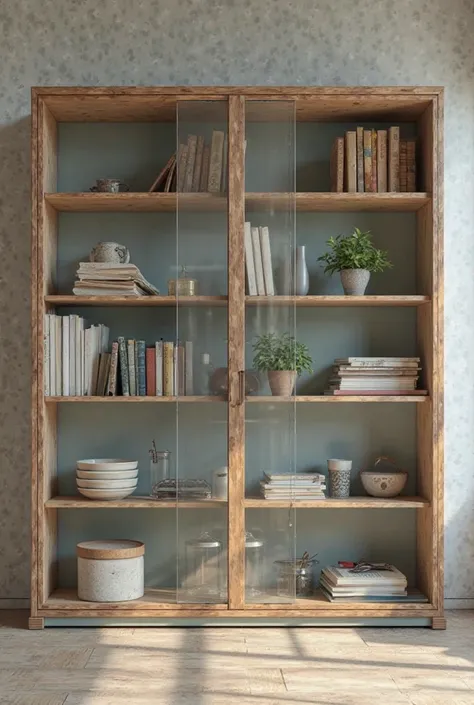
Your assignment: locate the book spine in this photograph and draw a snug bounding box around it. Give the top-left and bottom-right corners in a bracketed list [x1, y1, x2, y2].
[399, 139, 408, 192]
[345, 131, 357, 193]
[177, 143, 188, 192]
[335, 137, 344, 193]
[221, 132, 228, 193]
[62, 316, 70, 396]
[259, 226, 275, 296]
[127, 339, 136, 396]
[155, 340, 163, 396]
[185, 341, 193, 395]
[44, 314, 50, 396]
[183, 135, 197, 192]
[80, 323, 85, 395]
[103, 353, 111, 396]
[406, 139, 416, 191]
[107, 341, 119, 396]
[89, 326, 101, 395]
[177, 342, 185, 396]
[208, 130, 225, 193]
[69, 315, 76, 396]
[56, 316, 62, 396]
[377, 130, 388, 192]
[192, 135, 204, 192]
[163, 342, 174, 396]
[137, 340, 146, 396]
[163, 156, 176, 193]
[199, 145, 210, 192]
[356, 127, 364, 192]
[49, 314, 56, 396]
[96, 353, 107, 396]
[388, 126, 400, 191]
[146, 347, 156, 396]
[371, 129, 377, 193]
[117, 337, 129, 396]
[244, 221, 257, 295]
[251, 226, 265, 295]
[173, 343, 179, 396]
[330, 139, 336, 192]
[363, 130, 372, 192]
[84, 327, 93, 396]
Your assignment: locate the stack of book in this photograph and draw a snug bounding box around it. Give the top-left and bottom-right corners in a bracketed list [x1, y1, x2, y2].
[320, 564, 410, 602]
[260, 472, 326, 500]
[325, 357, 426, 396]
[244, 222, 275, 296]
[149, 130, 226, 194]
[330, 127, 416, 193]
[44, 315, 194, 397]
[73, 262, 160, 297]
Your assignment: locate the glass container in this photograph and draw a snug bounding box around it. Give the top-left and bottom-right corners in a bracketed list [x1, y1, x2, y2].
[245, 531, 264, 599]
[274, 559, 316, 598]
[150, 450, 170, 497]
[168, 265, 198, 296]
[184, 531, 223, 601]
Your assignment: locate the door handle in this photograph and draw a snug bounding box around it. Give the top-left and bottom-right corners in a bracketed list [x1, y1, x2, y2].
[238, 370, 245, 405]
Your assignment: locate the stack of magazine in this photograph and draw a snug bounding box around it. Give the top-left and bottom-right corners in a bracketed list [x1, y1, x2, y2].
[260, 473, 326, 500]
[73, 262, 160, 297]
[320, 564, 416, 602]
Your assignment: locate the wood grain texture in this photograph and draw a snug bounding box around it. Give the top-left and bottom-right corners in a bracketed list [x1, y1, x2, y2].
[28, 617, 45, 630]
[44, 295, 227, 307]
[43, 588, 226, 611]
[246, 395, 428, 403]
[431, 616, 447, 630]
[246, 295, 429, 307]
[244, 496, 429, 508]
[247, 192, 430, 211]
[45, 192, 226, 212]
[227, 95, 245, 611]
[46, 496, 227, 509]
[44, 395, 226, 403]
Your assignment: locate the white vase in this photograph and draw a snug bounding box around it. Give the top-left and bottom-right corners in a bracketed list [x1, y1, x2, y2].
[295, 246, 309, 295]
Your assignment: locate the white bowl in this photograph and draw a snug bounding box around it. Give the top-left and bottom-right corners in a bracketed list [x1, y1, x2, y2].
[76, 478, 137, 490]
[78, 487, 136, 500]
[360, 471, 407, 498]
[76, 459, 138, 471]
[76, 469, 138, 480]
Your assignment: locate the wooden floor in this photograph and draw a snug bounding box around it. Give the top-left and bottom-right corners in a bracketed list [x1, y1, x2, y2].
[1, 611, 474, 704]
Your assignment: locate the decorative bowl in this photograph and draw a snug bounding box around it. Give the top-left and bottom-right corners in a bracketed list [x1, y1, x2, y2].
[76, 478, 138, 490]
[77, 487, 136, 500]
[360, 470, 408, 498]
[76, 459, 138, 471]
[76, 469, 138, 480]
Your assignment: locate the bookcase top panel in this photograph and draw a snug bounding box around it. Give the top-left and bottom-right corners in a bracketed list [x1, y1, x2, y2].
[33, 86, 441, 123]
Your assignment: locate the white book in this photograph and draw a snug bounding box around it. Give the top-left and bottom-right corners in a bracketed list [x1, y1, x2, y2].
[62, 317, 70, 397]
[259, 226, 275, 296]
[49, 315, 56, 396]
[69, 315, 76, 396]
[244, 221, 257, 296]
[251, 226, 265, 295]
[84, 327, 94, 396]
[55, 316, 62, 397]
[44, 314, 51, 396]
[80, 326, 85, 395]
[90, 326, 101, 396]
[185, 341, 193, 395]
[155, 340, 163, 396]
[75, 317, 83, 397]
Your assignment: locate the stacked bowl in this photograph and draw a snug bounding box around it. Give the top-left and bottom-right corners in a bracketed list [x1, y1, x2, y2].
[76, 459, 138, 500]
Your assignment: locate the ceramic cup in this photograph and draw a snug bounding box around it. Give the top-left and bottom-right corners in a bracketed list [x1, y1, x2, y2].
[90, 178, 130, 193]
[89, 241, 131, 264]
[327, 458, 352, 498]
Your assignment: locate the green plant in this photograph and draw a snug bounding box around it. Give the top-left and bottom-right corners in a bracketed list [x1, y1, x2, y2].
[317, 228, 392, 275]
[252, 333, 313, 376]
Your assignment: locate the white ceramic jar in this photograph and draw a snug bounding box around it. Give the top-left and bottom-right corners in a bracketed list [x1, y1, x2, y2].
[77, 540, 145, 602]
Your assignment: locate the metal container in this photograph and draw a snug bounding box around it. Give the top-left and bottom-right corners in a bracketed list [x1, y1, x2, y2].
[245, 531, 264, 598]
[274, 559, 315, 598]
[184, 531, 223, 600]
[168, 266, 198, 296]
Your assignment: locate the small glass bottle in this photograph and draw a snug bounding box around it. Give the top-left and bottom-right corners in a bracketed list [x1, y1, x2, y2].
[197, 353, 213, 395]
[150, 450, 171, 497]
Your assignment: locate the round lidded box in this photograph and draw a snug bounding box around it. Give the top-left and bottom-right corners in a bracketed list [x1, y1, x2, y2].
[77, 540, 144, 603]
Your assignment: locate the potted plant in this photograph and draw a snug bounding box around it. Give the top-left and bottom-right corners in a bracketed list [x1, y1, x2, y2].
[252, 332, 313, 396]
[317, 228, 392, 295]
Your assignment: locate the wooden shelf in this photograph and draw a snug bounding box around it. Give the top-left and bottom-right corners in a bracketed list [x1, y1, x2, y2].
[45, 295, 227, 307]
[246, 395, 429, 403]
[245, 496, 429, 509]
[246, 295, 429, 307]
[44, 587, 226, 610]
[45, 191, 430, 213]
[45, 395, 226, 403]
[245, 588, 430, 610]
[46, 496, 227, 509]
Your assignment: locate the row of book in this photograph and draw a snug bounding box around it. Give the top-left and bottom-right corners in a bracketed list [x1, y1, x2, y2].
[319, 563, 414, 603]
[260, 472, 326, 500]
[330, 127, 416, 193]
[325, 357, 427, 396]
[44, 315, 194, 397]
[73, 262, 160, 298]
[150, 131, 226, 194]
[244, 222, 275, 296]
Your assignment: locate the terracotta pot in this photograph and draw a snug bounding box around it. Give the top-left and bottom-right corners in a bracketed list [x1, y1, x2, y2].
[340, 268, 370, 295]
[267, 370, 297, 396]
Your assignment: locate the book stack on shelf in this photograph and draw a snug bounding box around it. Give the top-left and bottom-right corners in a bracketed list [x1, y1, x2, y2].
[330, 127, 416, 193]
[44, 314, 194, 397]
[320, 563, 415, 603]
[260, 472, 326, 500]
[150, 130, 226, 194]
[73, 263, 160, 298]
[244, 221, 275, 296]
[325, 357, 426, 396]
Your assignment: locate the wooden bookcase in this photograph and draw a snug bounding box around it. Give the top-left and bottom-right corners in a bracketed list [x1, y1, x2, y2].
[30, 87, 444, 629]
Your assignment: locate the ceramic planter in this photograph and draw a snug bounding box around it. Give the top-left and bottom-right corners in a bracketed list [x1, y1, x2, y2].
[340, 268, 371, 296]
[268, 370, 297, 396]
[327, 458, 352, 498]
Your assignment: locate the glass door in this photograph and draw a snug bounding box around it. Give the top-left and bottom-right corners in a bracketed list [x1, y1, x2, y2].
[244, 100, 297, 604]
[175, 100, 229, 604]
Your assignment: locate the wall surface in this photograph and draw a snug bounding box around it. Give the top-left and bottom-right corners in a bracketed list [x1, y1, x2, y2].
[0, 0, 473, 606]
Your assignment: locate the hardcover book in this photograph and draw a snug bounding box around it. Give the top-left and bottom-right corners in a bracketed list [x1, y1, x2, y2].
[363, 130, 373, 192]
[356, 127, 364, 192]
[377, 130, 388, 192]
[388, 126, 400, 191]
[208, 130, 225, 193]
[136, 340, 146, 396]
[345, 131, 357, 193]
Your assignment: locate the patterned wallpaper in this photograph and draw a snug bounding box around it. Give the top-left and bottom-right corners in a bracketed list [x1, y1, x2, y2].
[0, 0, 473, 602]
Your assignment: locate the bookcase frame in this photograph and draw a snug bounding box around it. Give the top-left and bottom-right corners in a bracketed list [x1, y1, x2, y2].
[30, 86, 444, 629]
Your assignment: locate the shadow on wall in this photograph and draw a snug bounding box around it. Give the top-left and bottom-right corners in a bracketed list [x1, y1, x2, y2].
[0, 116, 32, 600]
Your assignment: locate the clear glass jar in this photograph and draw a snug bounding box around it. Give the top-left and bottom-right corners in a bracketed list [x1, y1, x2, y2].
[183, 531, 223, 601]
[274, 559, 315, 598]
[150, 450, 170, 497]
[245, 531, 264, 599]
